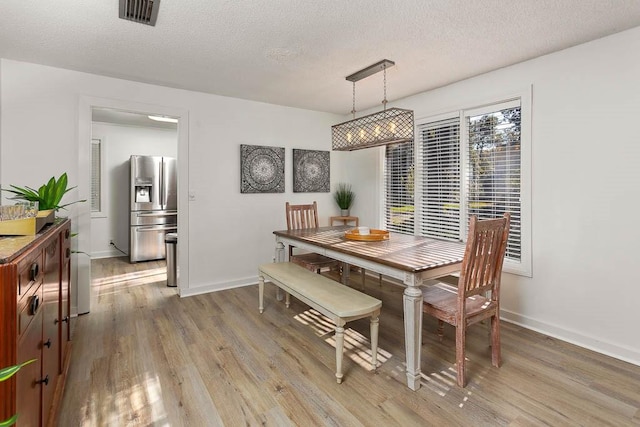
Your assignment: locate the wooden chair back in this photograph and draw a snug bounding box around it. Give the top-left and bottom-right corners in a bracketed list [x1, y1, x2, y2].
[284, 201, 340, 276]
[286, 201, 320, 231]
[457, 212, 511, 305]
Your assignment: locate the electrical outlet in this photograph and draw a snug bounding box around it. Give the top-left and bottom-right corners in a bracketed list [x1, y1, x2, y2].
[109, 240, 115, 246]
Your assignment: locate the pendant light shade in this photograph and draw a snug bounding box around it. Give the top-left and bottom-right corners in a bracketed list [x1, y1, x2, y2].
[331, 107, 414, 151]
[331, 60, 414, 151]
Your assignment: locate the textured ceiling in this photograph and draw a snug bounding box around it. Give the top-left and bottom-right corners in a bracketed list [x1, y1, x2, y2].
[1, 1, 640, 114]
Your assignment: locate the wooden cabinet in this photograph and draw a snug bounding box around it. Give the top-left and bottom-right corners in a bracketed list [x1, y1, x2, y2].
[0, 219, 72, 427]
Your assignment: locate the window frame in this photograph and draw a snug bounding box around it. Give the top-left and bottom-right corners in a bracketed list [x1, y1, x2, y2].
[90, 137, 108, 218]
[383, 88, 532, 277]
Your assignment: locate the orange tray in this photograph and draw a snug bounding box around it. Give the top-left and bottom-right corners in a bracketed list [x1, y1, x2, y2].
[344, 229, 390, 241]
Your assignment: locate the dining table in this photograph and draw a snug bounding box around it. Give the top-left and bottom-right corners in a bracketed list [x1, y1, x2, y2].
[272, 226, 466, 391]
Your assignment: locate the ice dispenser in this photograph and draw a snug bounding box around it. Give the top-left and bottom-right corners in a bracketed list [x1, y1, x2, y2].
[134, 179, 152, 203]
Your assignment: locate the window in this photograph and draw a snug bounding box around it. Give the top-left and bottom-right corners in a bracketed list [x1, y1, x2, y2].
[384, 141, 414, 234]
[91, 138, 106, 217]
[417, 115, 461, 241]
[465, 101, 522, 262]
[384, 94, 531, 276]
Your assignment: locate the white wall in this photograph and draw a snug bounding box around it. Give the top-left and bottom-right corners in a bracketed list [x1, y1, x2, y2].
[0, 58, 341, 313]
[90, 122, 177, 258]
[345, 27, 640, 365]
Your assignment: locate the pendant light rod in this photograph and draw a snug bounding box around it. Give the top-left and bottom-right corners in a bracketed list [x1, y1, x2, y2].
[345, 59, 395, 82]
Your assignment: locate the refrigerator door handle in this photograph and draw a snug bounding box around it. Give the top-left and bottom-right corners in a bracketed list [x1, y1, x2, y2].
[135, 225, 177, 232]
[159, 159, 164, 209]
[136, 212, 178, 217]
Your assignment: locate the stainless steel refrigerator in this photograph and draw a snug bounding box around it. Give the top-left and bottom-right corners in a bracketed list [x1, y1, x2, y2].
[129, 155, 177, 262]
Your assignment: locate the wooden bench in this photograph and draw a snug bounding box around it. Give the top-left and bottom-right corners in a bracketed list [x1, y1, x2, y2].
[258, 262, 382, 384]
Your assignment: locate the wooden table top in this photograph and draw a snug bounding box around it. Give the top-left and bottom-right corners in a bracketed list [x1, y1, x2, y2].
[274, 226, 466, 274]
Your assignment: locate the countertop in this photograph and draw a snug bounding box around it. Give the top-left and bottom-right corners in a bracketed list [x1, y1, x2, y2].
[0, 218, 69, 264]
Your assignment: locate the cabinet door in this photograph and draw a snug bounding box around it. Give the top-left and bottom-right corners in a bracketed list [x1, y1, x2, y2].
[16, 285, 43, 427]
[60, 224, 71, 369]
[42, 235, 60, 427]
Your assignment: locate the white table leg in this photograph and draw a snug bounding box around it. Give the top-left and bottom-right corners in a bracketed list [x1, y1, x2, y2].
[370, 312, 379, 370]
[335, 321, 345, 384]
[275, 241, 285, 301]
[258, 274, 264, 313]
[403, 278, 423, 391]
[275, 241, 285, 263]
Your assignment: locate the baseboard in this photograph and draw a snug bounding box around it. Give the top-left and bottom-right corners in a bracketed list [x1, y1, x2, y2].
[178, 276, 257, 297]
[91, 249, 125, 259]
[500, 309, 640, 367]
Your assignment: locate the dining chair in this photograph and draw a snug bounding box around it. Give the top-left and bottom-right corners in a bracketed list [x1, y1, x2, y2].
[422, 212, 511, 387]
[285, 201, 341, 277]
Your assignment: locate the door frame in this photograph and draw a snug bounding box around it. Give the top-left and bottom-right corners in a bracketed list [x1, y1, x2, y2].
[77, 96, 189, 313]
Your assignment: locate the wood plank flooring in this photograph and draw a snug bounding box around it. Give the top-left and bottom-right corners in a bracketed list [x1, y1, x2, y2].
[58, 257, 640, 426]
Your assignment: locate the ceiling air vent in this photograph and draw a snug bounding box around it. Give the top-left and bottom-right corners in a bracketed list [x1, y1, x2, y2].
[119, 0, 160, 26]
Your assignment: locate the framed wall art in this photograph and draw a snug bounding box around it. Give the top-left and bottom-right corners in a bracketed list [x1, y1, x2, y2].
[292, 149, 330, 193]
[240, 144, 285, 193]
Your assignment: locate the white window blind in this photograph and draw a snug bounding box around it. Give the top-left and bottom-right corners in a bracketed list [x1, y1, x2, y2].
[91, 139, 101, 213]
[384, 141, 414, 234]
[417, 116, 460, 241]
[465, 102, 521, 261]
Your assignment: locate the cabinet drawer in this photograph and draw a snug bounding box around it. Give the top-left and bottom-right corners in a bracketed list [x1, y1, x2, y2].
[17, 247, 43, 297]
[17, 306, 43, 427]
[17, 282, 43, 338]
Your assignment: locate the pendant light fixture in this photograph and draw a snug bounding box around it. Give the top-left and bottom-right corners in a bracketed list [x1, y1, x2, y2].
[332, 59, 414, 151]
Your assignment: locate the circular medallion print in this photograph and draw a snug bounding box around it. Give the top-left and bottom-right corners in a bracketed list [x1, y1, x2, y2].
[241, 145, 285, 193]
[293, 149, 330, 193]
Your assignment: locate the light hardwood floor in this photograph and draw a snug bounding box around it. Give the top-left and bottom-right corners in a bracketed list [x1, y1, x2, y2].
[59, 257, 640, 426]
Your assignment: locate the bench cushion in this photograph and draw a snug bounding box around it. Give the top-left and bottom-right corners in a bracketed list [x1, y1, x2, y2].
[259, 262, 381, 318]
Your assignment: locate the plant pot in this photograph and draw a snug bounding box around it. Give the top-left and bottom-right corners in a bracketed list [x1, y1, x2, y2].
[341, 209, 350, 217]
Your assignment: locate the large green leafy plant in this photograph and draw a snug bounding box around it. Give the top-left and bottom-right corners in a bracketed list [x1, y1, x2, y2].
[0, 359, 36, 426]
[2, 173, 85, 211]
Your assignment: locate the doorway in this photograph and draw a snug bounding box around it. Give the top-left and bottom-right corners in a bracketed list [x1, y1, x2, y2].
[77, 97, 189, 314]
[90, 108, 177, 260]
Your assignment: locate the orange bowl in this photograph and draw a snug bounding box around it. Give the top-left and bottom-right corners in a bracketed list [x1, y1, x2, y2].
[344, 229, 390, 241]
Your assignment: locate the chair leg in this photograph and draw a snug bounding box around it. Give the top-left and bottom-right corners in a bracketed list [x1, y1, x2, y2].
[436, 320, 444, 342]
[361, 268, 366, 290]
[341, 262, 350, 285]
[491, 314, 501, 367]
[456, 323, 467, 387]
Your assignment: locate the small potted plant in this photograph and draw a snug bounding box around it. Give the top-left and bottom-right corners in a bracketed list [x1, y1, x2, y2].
[2, 173, 86, 212]
[334, 183, 355, 216]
